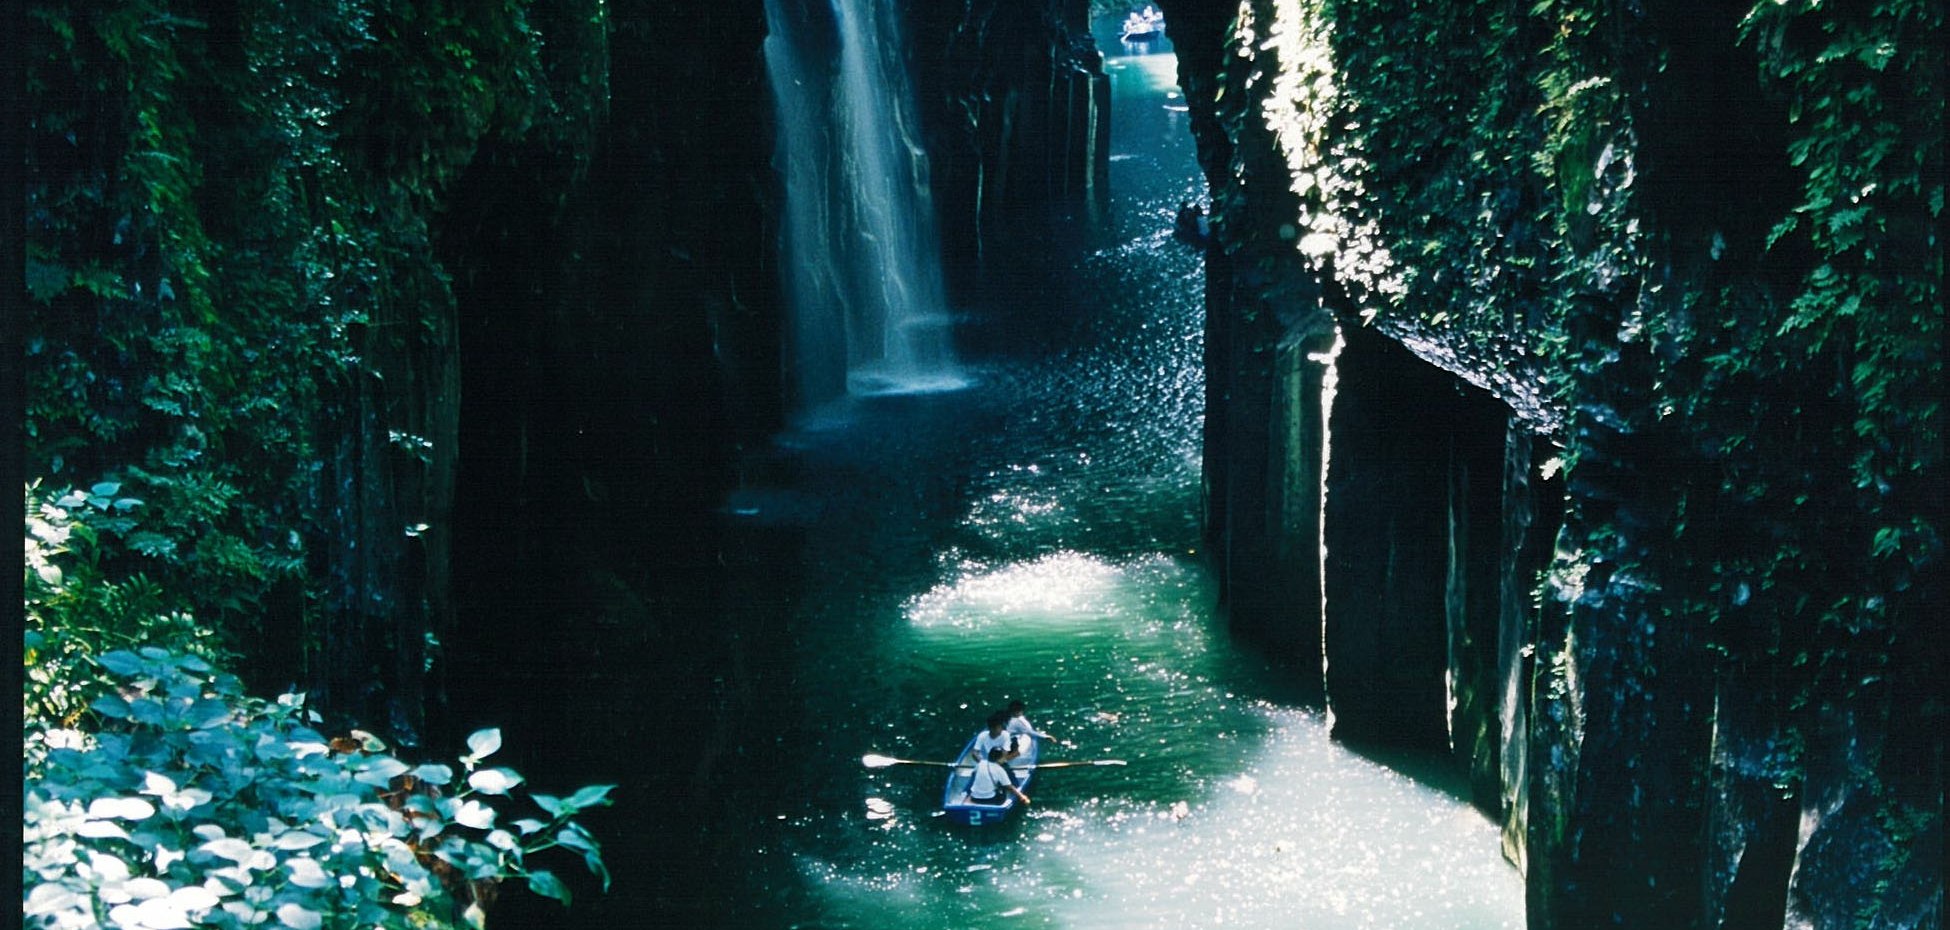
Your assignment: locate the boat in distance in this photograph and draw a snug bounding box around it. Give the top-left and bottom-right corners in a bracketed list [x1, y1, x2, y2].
[1120, 5, 1165, 41]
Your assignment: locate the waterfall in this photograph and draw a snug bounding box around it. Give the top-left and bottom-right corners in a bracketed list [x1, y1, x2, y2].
[763, 0, 966, 413]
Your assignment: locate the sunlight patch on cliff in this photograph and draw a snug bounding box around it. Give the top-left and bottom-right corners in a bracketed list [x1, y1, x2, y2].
[1241, 0, 1404, 307]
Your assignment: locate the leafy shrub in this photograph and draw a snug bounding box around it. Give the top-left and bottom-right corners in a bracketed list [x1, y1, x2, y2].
[25, 481, 227, 732]
[22, 648, 612, 930]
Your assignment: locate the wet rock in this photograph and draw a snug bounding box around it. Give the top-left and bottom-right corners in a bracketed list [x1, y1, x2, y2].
[905, 0, 1110, 278]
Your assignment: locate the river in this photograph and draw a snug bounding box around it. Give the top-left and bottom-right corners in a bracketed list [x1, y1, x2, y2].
[703, 28, 1526, 930]
[456, 19, 1525, 930]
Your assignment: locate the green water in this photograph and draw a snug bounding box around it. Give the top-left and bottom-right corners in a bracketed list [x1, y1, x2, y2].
[727, 36, 1525, 930]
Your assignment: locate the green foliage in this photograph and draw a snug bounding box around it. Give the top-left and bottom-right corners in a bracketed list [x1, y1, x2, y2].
[22, 5, 625, 922]
[25, 484, 615, 925]
[25, 481, 230, 731]
[1738, 0, 1943, 520]
[1273, 0, 1941, 678]
[23, 650, 613, 929]
[22, 0, 605, 664]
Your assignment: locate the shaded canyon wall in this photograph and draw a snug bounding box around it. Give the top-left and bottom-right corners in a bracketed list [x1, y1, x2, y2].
[907, 0, 1112, 280]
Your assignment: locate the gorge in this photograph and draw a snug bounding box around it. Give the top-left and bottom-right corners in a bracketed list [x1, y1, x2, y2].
[18, 0, 1941, 928]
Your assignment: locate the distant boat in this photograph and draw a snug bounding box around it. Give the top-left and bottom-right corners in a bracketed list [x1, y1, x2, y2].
[1120, 5, 1165, 42]
[941, 731, 1040, 826]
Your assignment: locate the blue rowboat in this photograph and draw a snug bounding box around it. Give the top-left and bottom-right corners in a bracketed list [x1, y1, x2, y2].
[941, 731, 1040, 825]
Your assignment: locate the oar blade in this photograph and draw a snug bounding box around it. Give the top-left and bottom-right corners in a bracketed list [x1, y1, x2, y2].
[1019, 759, 1126, 769]
[863, 753, 958, 768]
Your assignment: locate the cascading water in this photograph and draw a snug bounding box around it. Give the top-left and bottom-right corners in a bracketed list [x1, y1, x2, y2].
[764, 0, 966, 411]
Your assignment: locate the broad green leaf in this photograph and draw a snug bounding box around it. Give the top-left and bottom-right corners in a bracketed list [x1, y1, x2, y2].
[286, 857, 331, 888]
[464, 728, 503, 763]
[76, 821, 131, 840]
[97, 651, 145, 677]
[353, 757, 411, 787]
[109, 901, 192, 930]
[167, 886, 221, 910]
[24, 883, 79, 917]
[276, 902, 323, 930]
[272, 831, 326, 851]
[188, 699, 231, 729]
[467, 767, 523, 795]
[412, 763, 456, 786]
[453, 800, 496, 830]
[565, 784, 616, 810]
[526, 870, 571, 905]
[92, 694, 133, 719]
[88, 797, 156, 820]
[123, 878, 171, 900]
[555, 823, 600, 856]
[198, 838, 255, 864]
[86, 849, 132, 882]
[584, 851, 612, 892]
[128, 698, 165, 726]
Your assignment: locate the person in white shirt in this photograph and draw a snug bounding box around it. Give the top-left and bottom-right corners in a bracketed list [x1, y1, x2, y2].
[1004, 700, 1050, 754]
[970, 712, 1013, 763]
[968, 748, 1030, 806]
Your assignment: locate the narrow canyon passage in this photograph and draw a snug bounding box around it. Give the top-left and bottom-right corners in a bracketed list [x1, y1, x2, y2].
[716, 28, 1525, 928]
[20, 1, 1939, 928]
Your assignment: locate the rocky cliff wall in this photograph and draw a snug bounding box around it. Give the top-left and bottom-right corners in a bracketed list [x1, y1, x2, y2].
[23, 0, 572, 743]
[1156, 0, 1337, 695]
[906, 0, 1111, 280]
[1164, 0, 1943, 925]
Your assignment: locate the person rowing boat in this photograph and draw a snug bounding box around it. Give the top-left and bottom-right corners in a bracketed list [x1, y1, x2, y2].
[967, 748, 1031, 807]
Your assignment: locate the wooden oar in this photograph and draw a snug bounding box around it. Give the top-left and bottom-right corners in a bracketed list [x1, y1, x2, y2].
[862, 754, 1125, 770]
[862, 754, 962, 769]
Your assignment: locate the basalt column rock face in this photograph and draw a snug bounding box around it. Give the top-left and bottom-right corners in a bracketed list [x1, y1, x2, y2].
[1440, 372, 1532, 819]
[1322, 324, 1517, 762]
[1319, 326, 1449, 751]
[1497, 421, 1561, 872]
[1527, 370, 1719, 929]
[1161, 0, 1335, 695]
[906, 0, 1111, 277]
[311, 292, 459, 748]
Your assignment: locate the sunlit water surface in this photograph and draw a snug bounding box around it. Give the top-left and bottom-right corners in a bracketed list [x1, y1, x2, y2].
[724, 30, 1523, 930]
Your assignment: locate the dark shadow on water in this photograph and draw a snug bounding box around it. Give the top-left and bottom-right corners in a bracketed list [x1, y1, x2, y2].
[1337, 735, 1477, 807]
